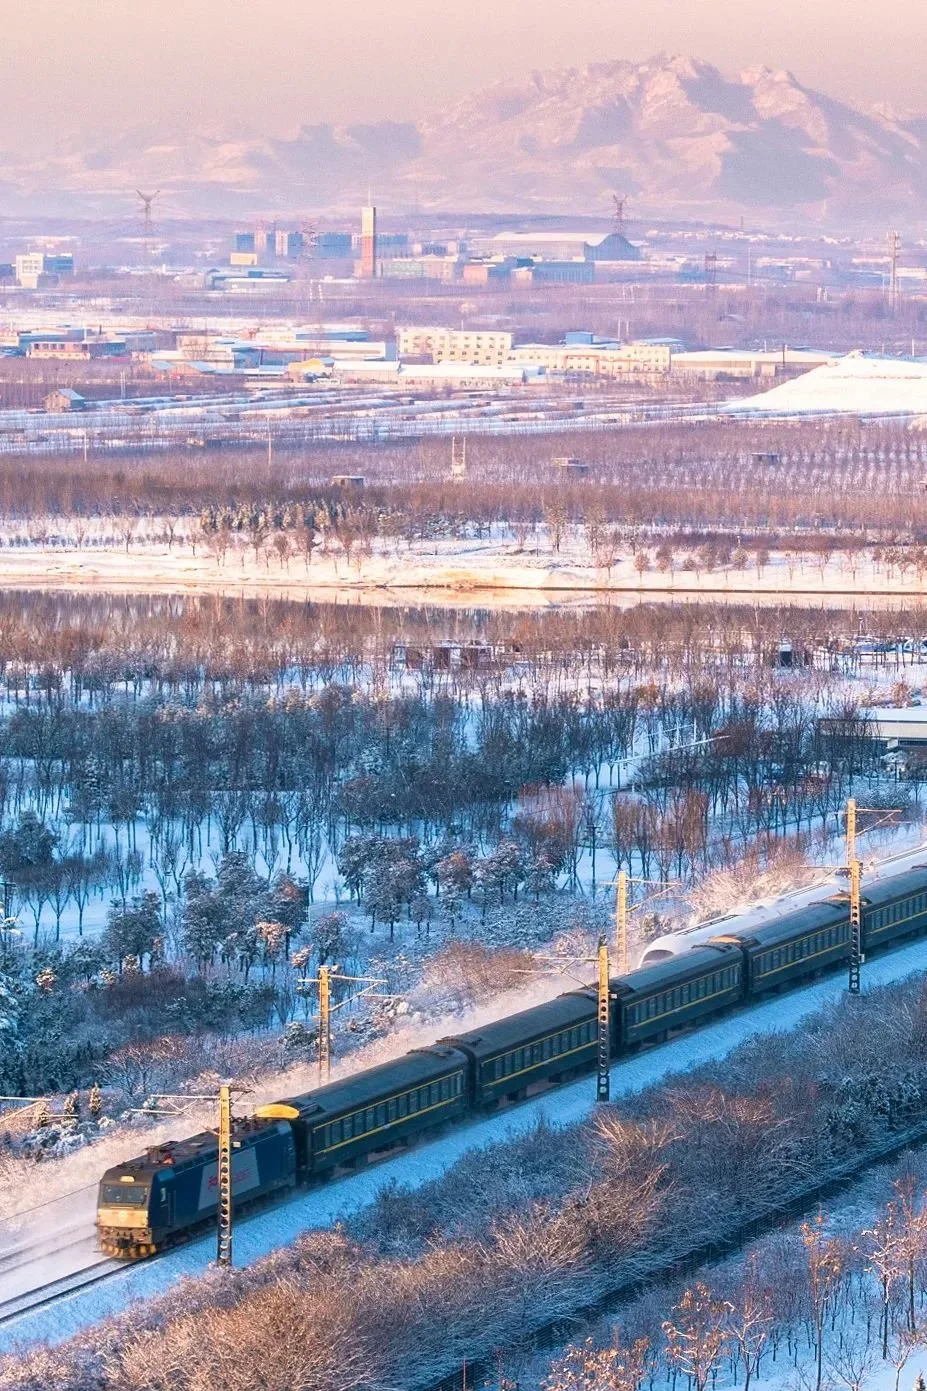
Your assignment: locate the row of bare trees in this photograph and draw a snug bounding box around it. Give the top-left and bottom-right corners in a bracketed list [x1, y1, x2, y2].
[2, 407, 927, 535]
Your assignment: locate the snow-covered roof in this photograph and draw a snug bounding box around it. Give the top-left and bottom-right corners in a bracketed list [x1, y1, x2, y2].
[728, 350, 927, 416]
[489, 231, 614, 246]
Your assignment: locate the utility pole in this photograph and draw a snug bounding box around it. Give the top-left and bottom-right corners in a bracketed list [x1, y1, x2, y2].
[849, 856, 862, 996]
[596, 936, 610, 1103]
[615, 869, 629, 975]
[318, 964, 332, 1083]
[216, 1083, 233, 1268]
[888, 231, 899, 311]
[845, 797, 862, 994]
[584, 805, 598, 898]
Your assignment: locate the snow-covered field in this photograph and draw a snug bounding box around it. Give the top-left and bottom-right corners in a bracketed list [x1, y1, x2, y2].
[7, 930, 927, 1355]
[0, 527, 922, 607]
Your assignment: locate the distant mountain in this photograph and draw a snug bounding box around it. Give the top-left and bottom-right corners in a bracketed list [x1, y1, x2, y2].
[4, 54, 927, 222]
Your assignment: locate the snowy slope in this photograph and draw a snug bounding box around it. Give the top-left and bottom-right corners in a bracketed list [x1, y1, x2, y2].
[729, 352, 927, 417]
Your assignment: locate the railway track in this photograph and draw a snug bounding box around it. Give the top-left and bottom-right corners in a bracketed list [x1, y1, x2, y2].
[0, 1229, 97, 1279]
[0, 1258, 126, 1329]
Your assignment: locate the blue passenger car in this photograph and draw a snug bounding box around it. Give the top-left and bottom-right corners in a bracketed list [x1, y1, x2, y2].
[256, 1045, 469, 1177]
[613, 944, 744, 1047]
[441, 990, 600, 1107]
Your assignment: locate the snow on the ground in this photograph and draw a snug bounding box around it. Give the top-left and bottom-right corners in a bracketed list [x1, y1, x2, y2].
[729, 350, 927, 417]
[0, 527, 923, 607]
[7, 932, 927, 1354]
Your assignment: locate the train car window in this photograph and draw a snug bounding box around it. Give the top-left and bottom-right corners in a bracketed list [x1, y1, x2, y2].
[101, 1183, 148, 1206]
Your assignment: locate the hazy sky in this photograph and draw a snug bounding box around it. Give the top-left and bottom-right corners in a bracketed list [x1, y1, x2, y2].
[2, 0, 925, 147]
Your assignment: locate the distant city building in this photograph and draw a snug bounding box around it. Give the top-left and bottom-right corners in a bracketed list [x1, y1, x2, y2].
[396, 327, 513, 365]
[671, 347, 835, 380]
[43, 253, 74, 276]
[275, 229, 303, 260]
[315, 232, 353, 259]
[513, 261, 595, 285]
[15, 253, 53, 289]
[359, 205, 377, 279]
[378, 256, 461, 282]
[234, 232, 256, 254]
[14, 250, 74, 287]
[461, 260, 514, 286]
[375, 232, 408, 258]
[508, 338, 672, 375]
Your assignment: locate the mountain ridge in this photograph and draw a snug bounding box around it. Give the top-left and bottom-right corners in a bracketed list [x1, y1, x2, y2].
[2, 54, 924, 223]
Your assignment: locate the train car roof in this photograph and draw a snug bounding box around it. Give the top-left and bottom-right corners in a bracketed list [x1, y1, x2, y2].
[255, 1045, 467, 1122]
[859, 864, 927, 906]
[716, 898, 848, 950]
[641, 842, 927, 964]
[614, 943, 741, 998]
[100, 1118, 288, 1183]
[440, 990, 598, 1058]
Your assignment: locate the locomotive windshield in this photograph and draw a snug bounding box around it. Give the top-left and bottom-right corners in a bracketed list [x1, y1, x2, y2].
[100, 1183, 148, 1206]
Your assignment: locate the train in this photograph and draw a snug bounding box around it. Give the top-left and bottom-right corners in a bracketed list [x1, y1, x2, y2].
[97, 857, 927, 1258]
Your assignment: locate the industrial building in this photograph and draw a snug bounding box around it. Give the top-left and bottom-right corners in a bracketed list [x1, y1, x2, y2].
[15, 252, 74, 289]
[396, 327, 513, 365]
[509, 336, 672, 375]
[511, 261, 595, 286]
[671, 347, 836, 380]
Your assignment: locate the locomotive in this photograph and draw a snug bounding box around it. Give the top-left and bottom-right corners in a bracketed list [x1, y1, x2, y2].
[98, 859, 927, 1258]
